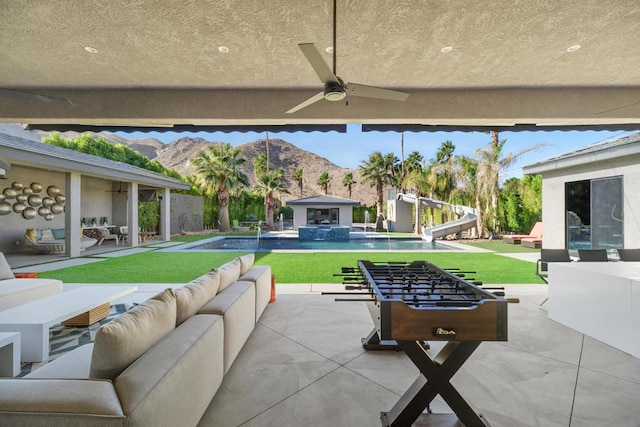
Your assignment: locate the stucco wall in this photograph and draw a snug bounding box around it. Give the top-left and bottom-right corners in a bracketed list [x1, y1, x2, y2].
[540, 154, 640, 249]
[0, 165, 67, 253]
[292, 205, 354, 230]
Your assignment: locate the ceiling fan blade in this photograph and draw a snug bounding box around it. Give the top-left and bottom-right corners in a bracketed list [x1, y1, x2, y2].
[0, 88, 72, 105]
[298, 43, 338, 84]
[286, 91, 325, 114]
[346, 83, 409, 102]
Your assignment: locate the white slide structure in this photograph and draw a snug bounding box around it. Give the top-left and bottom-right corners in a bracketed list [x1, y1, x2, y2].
[396, 194, 478, 242]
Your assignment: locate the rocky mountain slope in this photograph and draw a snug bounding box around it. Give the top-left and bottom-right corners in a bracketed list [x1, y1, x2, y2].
[7, 124, 378, 206]
[154, 137, 376, 205]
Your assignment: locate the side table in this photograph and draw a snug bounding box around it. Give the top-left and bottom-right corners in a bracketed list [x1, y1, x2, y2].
[0, 332, 21, 377]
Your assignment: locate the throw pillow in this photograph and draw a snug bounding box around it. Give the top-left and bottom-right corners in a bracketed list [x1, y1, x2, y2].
[215, 258, 241, 292]
[25, 228, 37, 243]
[51, 228, 65, 239]
[40, 229, 55, 241]
[89, 288, 177, 380]
[0, 252, 15, 280]
[174, 270, 220, 326]
[238, 253, 255, 275]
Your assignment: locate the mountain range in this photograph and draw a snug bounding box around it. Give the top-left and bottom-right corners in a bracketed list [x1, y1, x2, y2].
[0, 124, 378, 206]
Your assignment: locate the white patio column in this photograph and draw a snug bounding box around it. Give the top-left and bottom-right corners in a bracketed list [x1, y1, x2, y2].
[127, 182, 139, 247]
[65, 172, 82, 257]
[159, 187, 170, 241]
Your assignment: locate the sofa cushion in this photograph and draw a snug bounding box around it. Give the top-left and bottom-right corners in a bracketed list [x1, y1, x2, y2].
[114, 315, 224, 427]
[175, 270, 220, 326]
[198, 281, 256, 373]
[40, 229, 55, 241]
[239, 264, 272, 321]
[90, 288, 177, 380]
[215, 258, 241, 292]
[51, 228, 65, 239]
[0, 252, 15, 280]
[0, 378, 125, 423]
[25, 228, 37, 243]
[238, 253, 255, 275]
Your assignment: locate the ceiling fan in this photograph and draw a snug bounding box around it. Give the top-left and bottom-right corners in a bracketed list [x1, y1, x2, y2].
[286, 0, 409, 114]
[106, 182, 128, 194]
[0, 88, 72, 105]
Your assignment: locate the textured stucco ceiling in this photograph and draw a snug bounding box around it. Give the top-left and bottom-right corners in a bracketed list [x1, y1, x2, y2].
[0, 0, 639, 128]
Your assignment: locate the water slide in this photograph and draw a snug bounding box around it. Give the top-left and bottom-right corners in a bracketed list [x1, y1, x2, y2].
[396, 194, 478, 242]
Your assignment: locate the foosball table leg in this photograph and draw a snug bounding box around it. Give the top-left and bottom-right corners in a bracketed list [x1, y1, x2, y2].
[362, 328, 401, 351]
[381, 340, 491, 427]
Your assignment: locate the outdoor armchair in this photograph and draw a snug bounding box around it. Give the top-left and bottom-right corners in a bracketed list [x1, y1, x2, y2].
[578, 249, 609, 262]
[617, 248, 640, 261]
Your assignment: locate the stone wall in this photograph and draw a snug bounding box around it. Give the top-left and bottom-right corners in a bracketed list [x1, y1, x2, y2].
[170, 194, 203, 233]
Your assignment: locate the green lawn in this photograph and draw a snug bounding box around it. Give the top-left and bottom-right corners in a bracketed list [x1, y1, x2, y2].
[38, 238, 543, 285]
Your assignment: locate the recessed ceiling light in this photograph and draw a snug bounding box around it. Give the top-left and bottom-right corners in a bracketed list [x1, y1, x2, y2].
[325, 46, 334, 54]
[218, 45, 229, 53]
[84, 46, 98, 54]
[567, 44, 581, 52]
[440, 46, 453, 53]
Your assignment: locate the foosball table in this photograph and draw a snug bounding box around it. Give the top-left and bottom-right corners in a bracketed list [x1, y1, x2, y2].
[331, 260, 517, 427]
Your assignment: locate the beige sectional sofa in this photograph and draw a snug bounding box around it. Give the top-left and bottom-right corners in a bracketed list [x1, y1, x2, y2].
[0, 252, 63, 311]
[0, 253, 272, 426]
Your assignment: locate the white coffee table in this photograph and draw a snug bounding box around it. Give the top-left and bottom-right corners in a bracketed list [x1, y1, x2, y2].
[0, 285, 137, 362]
[0, 332, 20, 376]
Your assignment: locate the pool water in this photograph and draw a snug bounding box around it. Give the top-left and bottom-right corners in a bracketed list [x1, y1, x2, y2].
[185, 236, 454, 251]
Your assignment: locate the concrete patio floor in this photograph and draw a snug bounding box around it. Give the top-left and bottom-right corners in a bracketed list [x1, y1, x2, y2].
[7, 247, 640, 425]
[193, 286, 640, 427]
[97, 283, 640, 427]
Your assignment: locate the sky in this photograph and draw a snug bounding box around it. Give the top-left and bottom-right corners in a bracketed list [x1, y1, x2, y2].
[114, 126, 635, 181]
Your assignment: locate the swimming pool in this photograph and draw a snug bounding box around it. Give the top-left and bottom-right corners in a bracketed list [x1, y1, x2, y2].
[181, 236, 455, 252]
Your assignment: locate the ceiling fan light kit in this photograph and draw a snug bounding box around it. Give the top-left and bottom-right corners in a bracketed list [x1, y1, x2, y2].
[324, 81, 346, 101]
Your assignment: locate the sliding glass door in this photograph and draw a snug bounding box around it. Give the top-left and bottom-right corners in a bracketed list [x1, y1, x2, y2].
[565, 176, 623, 250]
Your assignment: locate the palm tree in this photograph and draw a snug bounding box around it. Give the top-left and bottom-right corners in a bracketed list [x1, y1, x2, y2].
[455, 155, 483, 237]
[359, 151, 396, 230]
[474, 131, 545, 234]
[254, 169, 289, 230]
[402, 162, 429, 235]
[318, 171, 331, 194]
[293, 168, 303, 197]
[342, 172, 356, 198]
[253, 153, 267, 178]
[383, 152, 401, 189]
[191, 143, 249, 232]
[427, 140, 457, 222]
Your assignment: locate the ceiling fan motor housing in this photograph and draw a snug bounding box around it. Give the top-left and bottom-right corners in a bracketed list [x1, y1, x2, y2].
[324, 80, 346, 101]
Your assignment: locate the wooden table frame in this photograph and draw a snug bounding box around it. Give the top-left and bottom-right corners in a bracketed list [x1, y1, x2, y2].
[381, 340, 491, 427]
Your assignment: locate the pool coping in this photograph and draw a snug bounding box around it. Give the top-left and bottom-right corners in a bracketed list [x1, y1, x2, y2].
[157, 234, 492, 253]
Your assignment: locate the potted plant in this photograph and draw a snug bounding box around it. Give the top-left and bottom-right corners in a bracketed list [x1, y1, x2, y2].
[89, 217, 97, 226]
[81, 217, 87, 227]
[100, 216, 109, 226]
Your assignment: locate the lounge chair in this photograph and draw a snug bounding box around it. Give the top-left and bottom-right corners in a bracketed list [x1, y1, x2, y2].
[24, 229, 97, 254]
[617, 248, 640, 261]
[521, 237, 542, 248]
[119, 226, 141, 244]
[502, 222, 543, 245]
[232, 219, 250, 232]
[578, 249, 608, 262]
[97, 227, 119, 246]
